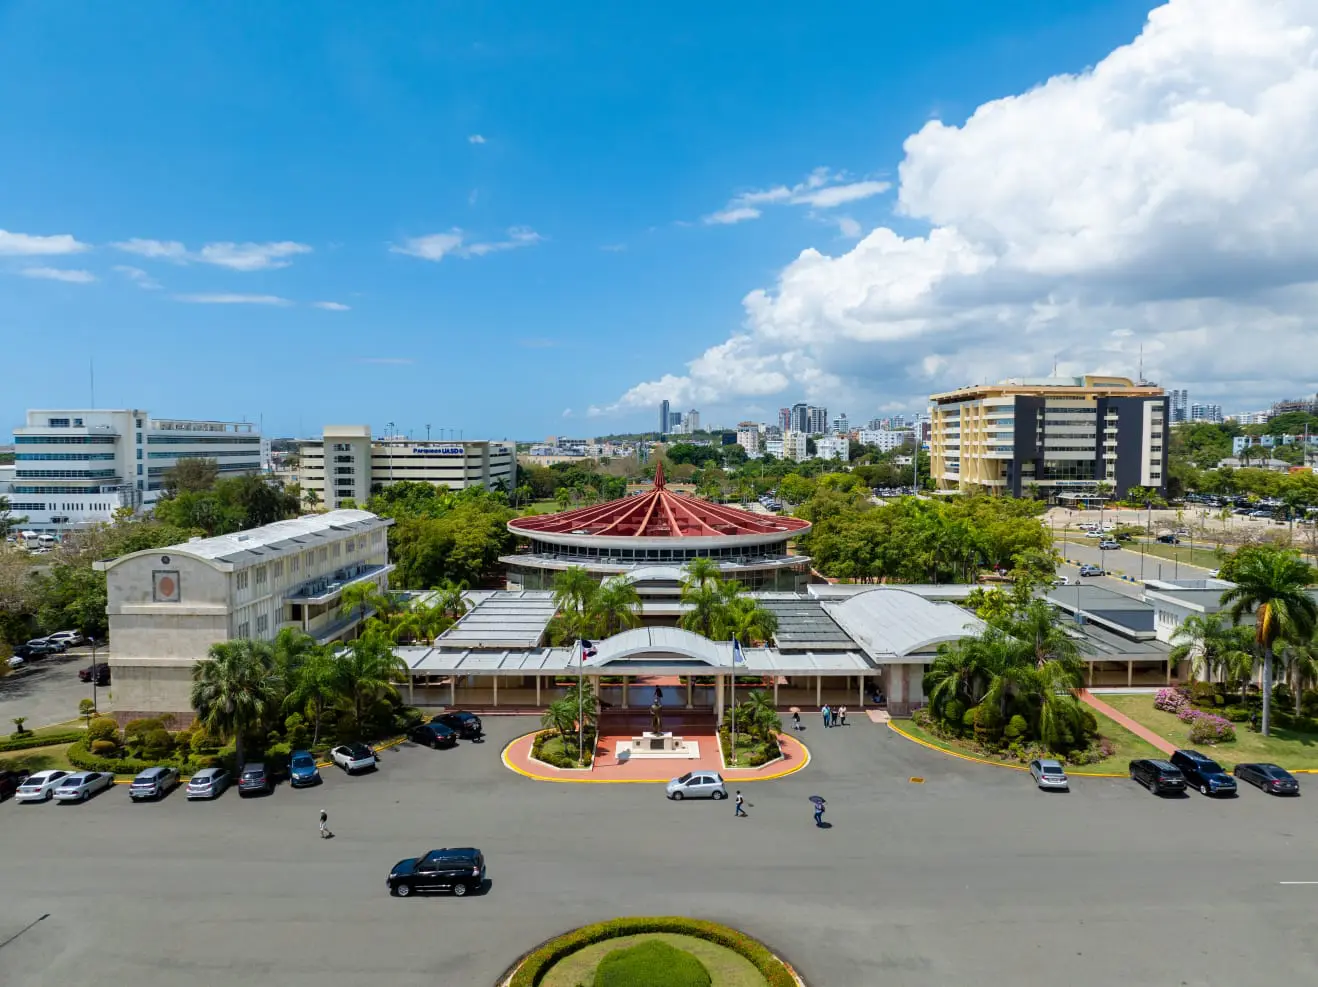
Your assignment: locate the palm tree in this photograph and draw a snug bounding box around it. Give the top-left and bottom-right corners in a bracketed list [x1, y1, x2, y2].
[736, 688, 782, 740]
[333, 635, 408, 733]
[1221, 548, 1317, 735]
[552, 566, 598, 643]
[682, 558, 721, 593]
[1169, 613, 1236, 683]
[431, 580, 469, 621]
[1005, 600, 1081, 672]
[304, 488, 322, 512]
[540, 698, 577, 745]
[588, 577, 642, 637]
[389, 610, 428, 645]
[338, 581, 387, 632]
[554, 488, 573, 512]
[283, 647, 338, 746]
[1279, 634, 1318, 716]
[563, 678, 599, 733]
[718, 591, 779, 647]
[679, 580, 725, 638]
[191, 639, 279, 770]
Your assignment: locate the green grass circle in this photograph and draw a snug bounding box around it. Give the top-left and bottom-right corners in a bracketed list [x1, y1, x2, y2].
[594, 939, 711, 986]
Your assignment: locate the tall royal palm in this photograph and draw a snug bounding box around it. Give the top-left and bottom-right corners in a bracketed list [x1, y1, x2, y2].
[1221, 548, 1317, 735]
[191, 639, 278, 770]
[682, 558, 721, 594]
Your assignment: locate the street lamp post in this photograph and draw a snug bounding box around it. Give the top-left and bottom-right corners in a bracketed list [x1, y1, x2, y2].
[88, 636, 99, 712]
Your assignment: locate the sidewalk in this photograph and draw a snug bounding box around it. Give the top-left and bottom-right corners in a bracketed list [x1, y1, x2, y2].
[1079, 690, 1175, 755]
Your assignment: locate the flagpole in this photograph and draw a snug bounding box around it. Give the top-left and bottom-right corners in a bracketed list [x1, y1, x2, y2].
[730, 638, 737, 765]
[577, 637, 584, 765]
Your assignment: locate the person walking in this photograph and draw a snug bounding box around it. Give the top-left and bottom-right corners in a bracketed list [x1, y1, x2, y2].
[813, 800, 825, 827]
[791, 710, 801, 731]
[821, 704, 831, 728]
[735, 790, 747, 817]
[839, 705, 848, 727]
[319, 808, 332, 839]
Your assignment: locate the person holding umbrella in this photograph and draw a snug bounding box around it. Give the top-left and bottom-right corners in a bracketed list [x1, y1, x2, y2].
[810, 795, 826, 827]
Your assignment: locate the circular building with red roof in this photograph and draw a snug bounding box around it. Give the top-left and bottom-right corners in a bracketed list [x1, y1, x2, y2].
[503, 462, 812, 592]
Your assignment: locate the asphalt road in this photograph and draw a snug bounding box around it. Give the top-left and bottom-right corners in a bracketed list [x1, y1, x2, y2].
[0, 648, 105, 729]
[1059, 537, 1213, 583]
[3, 716, 1317, 986]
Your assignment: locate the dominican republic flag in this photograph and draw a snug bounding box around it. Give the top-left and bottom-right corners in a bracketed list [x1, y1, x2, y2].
[581, 639, 597, 661]
[733, 639, 745, 665]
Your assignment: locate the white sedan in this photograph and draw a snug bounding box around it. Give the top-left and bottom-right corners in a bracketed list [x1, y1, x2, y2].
[53, 771, 116, 802]
[14, 770, 70, 802]
[330, 743, 378, 773]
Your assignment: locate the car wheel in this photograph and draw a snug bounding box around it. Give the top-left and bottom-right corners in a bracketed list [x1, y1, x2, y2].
[453, 882, 468, 897]
[394, 883, 411, 898]
[712, 790, 726, 800]
[1200, 784, 1210, 796]
[672, 791, 683, 801]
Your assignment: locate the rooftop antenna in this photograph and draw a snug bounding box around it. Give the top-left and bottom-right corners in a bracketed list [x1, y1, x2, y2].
[1138, 343, 1144, 384]
[1052, 355, 1058, 377]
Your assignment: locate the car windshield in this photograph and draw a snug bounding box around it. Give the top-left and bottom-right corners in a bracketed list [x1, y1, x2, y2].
[292, 756, 314, 768]
[1200, 760, 1223, 773]
[676, 772, 692, 783]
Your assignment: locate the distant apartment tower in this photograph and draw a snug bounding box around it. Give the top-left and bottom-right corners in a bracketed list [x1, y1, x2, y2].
[777, 408, 791, 433]
[736, 422, 761, 457]
[1273, 395, 1318, 416]
[928, 375, 1168, 500]
[816, 435, 850, 462]
[782, 431, 810, 462]
[790, 403, 809, 433]
[659, 400, 671, 435]
[10, 408, 262, 532]
[297, 426, 515, 509]
[1169, 389, 1188, 423]
[1190, 403, 1224, 424]
[857, 428, 911, 453]
[807, 406, 828, 435]
[685, 409, 701, 433]
[831, 414, 849, 435]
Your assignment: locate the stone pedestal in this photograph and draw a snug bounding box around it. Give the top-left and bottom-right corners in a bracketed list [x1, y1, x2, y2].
[617, 731, 699, 760]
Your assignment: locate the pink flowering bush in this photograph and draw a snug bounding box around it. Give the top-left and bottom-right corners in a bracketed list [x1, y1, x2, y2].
[1155, 688, 1191, 714]
[1188, 713, 1236, 744]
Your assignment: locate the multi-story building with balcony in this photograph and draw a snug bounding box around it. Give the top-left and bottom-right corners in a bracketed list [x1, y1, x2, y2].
[296, 425, 515, 509]
[928, 375, 1168, 501]
[93, 509, 393, 720]
[9, 409, 262, 532]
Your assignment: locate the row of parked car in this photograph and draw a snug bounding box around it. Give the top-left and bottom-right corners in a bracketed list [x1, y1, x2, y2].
[7, 630, 85, 668]
[1, 712, 486, 807]
[1028, 750, 1302, 797]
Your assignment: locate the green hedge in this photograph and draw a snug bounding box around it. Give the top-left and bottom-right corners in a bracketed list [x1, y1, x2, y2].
[0, 731, 83, 753]
[67, 738, 161, 776]
[594, 939, 711, 987]
[506, 917, 800, 987]
[531, 729, 595, 768]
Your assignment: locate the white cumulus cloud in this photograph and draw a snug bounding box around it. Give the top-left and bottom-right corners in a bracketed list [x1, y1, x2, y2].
[112, 265, 162, 290]
[173, 293, 292, 305]
[0, 229, 89, 255]
[113, 238, 311, 270]
[611, 0, 1318, 418]
[21, 266, 96, 283]
[468, 134, 487, 144]
[312, 301, 351, 311]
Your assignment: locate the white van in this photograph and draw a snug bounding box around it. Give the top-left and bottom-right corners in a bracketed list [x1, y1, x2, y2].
[36, 534, 58, 548]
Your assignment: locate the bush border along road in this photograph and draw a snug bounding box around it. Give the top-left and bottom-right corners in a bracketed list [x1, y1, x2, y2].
[500, 916, 804, 987]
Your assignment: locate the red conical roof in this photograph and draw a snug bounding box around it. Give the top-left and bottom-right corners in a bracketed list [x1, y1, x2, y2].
[509, 471, 810, 540]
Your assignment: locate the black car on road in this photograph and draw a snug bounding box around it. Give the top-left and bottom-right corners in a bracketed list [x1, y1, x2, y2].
[1233, 762, 1300, 795]
[431, 711, 483, 740]
[1170, 749, 1237, 796]
[1129, 758, 1187, 795]
[387, 848, 486, 898]
[0, 769, 31, 800]
[78, 664, 110, 685]
[408, 722, 458, 749]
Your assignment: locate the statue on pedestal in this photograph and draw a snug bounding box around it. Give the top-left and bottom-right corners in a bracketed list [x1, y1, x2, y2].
[650, 701, 663, 735]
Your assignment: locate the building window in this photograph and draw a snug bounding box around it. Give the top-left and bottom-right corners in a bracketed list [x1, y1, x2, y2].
[255, 566, 267, 587]
[47, 418, 70, 427]
[136, 418, 144, 428]
[237, 621, 250, 638]
[256, 614, 269, 635]
[318, 548, 328, 563]
[272, 561, 283, 579]
[236, 571, 249, 591]
[289, 556, 299, 574]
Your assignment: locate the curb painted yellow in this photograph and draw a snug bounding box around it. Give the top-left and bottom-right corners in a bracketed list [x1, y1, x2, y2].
[501, 730, 811, 784]
[886, 720, 1127, 778]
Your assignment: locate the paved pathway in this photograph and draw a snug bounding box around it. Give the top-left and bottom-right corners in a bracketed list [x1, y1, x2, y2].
[1079, 690, 1175, 755]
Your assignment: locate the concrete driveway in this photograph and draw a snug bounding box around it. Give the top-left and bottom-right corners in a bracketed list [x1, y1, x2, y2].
[0, 647, 106, 729]
[3, 715, 1318, 986]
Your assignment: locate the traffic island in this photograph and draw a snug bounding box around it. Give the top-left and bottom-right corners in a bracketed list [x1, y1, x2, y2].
[498, 917, 806, 987]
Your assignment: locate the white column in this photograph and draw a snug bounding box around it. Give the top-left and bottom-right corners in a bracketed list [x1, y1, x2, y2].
[493, 675, 498, 708]
[535, 674, 541, 705]
[816, 675, 822, 707]
[450, 676, 457, 707]
[858, 674, 864, 709]
[1127, 660, 1133, 688]
[686, 676, 693, 709]
[715, 676, 725, 725]
[773, 677, 780, 706]
[622, 675, 629, 709]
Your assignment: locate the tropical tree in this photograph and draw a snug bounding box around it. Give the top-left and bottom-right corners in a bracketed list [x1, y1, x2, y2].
[1220, 546, 1317, 735]
[389, 610, 429, 645]
[431, 579, 470, 621]
[551, 566, 598, 644]
[339, 581, 389, 630]
[1279, 634, 1318, 716]
[682, 558, 721, 593]
[191, 639, 279, 770]
[735, 688, 782, 740]
[333, 635, 408, 732]
[1004, 599, 1081, 671]
[540, 698, 577, 744]
[588, 576, 642, 637]
[679, 579, 725, 638]
[1169, 613, 1241, 683]
[563, 677, 599, 733]
[283, 647, 338, 746]
[554, 488, 574, 512]
[717, 590, 779, 646]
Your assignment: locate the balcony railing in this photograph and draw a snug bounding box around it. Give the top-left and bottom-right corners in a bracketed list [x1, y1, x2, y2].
[284, 562, 394, 603]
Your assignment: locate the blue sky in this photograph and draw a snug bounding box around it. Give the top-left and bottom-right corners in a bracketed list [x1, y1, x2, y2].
[8, 1, 1301, 440]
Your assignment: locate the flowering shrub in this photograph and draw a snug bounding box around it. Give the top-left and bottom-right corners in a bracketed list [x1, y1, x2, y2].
[1155, 688, 1191, 714]
[1188, 713, 1236, 744]
[1177, 706, 1201, 723]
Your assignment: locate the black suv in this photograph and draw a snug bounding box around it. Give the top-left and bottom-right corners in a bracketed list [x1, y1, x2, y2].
[78, 664, 110, 685]
[387, 847, 486, 898]
[0, 769, 31, 800]
[237, 763, 274, 797]
[408, 722, 458, 749]
[432, 711, 483, 740]
[1170, 749, 1237, 797]
[1129, 758, 1187, 795]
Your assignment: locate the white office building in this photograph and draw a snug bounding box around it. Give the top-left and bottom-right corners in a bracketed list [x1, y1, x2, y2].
[856, 428, 913, 452]
[94, 509, 392, 719]
[782, 431, 810, 462]
[831, 415, 850, 435]
[297, 425, 515, 509]
[736, 424, 761, 458]
[10, 409, 262, 532]
[816, 436, 850, 462]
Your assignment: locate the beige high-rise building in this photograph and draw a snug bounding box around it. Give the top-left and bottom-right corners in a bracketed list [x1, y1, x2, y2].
[928, 375, 1167, 501]
[296, 426, 515, 509]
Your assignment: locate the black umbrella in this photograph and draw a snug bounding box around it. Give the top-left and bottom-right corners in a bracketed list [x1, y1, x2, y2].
[808, 795, 826, 806]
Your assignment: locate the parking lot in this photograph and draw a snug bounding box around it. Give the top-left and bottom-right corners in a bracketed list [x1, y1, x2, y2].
[3, 716, 1318, 986]
[0, 647, 104, 729]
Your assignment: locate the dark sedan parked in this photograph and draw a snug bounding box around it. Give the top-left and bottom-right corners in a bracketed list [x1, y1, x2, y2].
[1129, 758, 1187, 795]
[408, 722, 458, 749]
[0, 769, 31, 800]
[1234, 762, 1300, 795]
[431, 711, 483, 740]
[387, 848, 486, 898]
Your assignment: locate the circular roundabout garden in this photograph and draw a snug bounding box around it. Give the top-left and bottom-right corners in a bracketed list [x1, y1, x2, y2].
[499, 917, 805, 987]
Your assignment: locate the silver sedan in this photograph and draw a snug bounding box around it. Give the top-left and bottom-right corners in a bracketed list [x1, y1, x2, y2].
[1028, 758, 1070, 791]
[53, 772, 116, 802]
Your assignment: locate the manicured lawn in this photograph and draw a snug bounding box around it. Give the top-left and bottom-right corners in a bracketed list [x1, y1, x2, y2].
[0, 742, 77, 774]
[722, 732, 762, 768]
[535, 734, 592, 768]
[1128, 539, 1224, 570]
[538, 933, 766, 987]
[1101, 694, 1318, 770]
[895, 710, 1163, 774]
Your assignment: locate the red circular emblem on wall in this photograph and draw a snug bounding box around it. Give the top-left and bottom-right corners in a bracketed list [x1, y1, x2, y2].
[157, 576, 176, 598]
